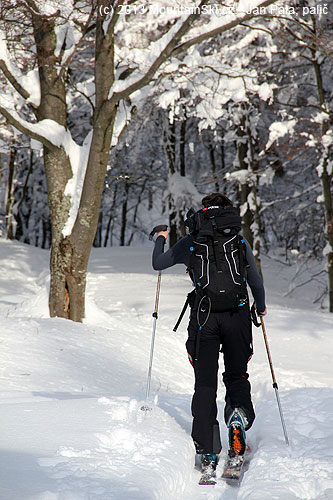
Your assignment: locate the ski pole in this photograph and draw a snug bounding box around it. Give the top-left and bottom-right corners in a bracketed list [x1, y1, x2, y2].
[260, 316, 290, 446]
[141, 224, 167, 412]
[141, 270, 162, 412]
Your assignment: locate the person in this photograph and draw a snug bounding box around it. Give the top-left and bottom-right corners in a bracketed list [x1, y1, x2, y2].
[152, 193, 267, 477]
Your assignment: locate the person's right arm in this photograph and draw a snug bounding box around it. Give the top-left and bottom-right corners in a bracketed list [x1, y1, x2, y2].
[152, 234, 191, 270]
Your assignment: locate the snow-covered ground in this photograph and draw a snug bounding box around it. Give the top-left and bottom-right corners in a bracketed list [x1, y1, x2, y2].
[0, 239, 332, 500]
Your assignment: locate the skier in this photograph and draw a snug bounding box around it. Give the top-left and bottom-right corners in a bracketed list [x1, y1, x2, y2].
[152, 193, 266, 481]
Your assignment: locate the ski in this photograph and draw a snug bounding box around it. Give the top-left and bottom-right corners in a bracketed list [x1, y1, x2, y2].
[222, 452, 245, 481]
[196, 454, 218, 485]
[198, 472, 217, 485]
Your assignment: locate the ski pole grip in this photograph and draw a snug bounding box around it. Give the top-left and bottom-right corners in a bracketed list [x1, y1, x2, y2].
[149, 224, 168, 241]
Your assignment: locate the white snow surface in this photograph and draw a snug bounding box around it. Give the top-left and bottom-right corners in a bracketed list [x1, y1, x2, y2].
[0, 239, 332, 500]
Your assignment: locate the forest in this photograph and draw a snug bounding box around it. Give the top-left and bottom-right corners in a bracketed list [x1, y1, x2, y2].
[0, 0, 332, 318]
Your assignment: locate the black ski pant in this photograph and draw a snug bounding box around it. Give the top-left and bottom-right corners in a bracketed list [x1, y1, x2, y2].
[185, 305, 255, 455]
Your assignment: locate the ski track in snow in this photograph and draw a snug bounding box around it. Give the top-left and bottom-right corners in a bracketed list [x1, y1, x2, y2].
[0, 240, 332, 500]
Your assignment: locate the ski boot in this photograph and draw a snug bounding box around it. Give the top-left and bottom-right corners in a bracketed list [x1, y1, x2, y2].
[228, 407, 247, 456]
[222, 408, 248, 480]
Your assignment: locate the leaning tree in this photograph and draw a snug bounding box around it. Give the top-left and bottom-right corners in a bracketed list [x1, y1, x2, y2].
[0, 0, 278, 321]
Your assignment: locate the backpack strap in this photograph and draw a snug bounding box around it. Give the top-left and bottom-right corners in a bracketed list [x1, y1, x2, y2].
[212, 237, 223, 273]
[238, 235, 247, 284]
[173, 289, 198, 332]
[173, 294, 191, 332]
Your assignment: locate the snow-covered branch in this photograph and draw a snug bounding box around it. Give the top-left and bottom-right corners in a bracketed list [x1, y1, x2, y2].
[0, 31, 37, 107]
[0, 104, 56, 151]
[172, 0, 279, 55]
[109, 0, 211, 103]
[0, 60, 31, 103]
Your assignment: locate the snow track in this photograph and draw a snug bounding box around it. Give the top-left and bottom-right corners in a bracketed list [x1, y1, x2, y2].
[0, 240, 332, 499]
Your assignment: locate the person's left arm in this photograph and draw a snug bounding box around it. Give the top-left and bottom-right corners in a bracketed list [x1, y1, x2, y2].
[244, 239, 267, 315]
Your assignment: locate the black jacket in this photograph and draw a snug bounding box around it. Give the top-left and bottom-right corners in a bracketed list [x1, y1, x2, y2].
[152, 234, 266, 313]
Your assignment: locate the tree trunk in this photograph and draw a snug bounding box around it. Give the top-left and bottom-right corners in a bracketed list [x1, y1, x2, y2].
[32, 4, 117, 321]
[120, 180, 129, 246]
[179, 118, 186, 177]
[235, 122, 253, 247]
[29, 9, 76, 318]
[234, 111, 263, 276]
[247, 126, 263, 276]
[311, 47, 333, 312]
[168, 200, 178, 248]
[94, 212, 103, 247]
[163, 115, 179, 245]
[67, 108, 117, 321]
[321, 168, 333, 312]
[208, 140, 220, 192]
[104, 183, 118, 247]
[5, 144, 16, 240]
[45, 147, 73, 319]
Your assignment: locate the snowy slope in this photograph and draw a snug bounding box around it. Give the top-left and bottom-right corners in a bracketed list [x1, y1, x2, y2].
[0, 239, 332, 500]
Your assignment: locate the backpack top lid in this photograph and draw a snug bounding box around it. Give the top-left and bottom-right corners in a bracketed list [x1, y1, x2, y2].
[185, 206, 242, 238]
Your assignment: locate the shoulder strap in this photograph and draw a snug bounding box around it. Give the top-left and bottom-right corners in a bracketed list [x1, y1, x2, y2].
[238, 235, 246, 282]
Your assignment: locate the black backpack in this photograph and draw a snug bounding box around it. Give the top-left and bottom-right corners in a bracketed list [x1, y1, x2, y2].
[185, 206, 248, 313]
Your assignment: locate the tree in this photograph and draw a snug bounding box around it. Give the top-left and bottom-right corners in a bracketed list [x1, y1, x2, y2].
[0, 0, 279, 321]
[259, 2, 333, 310]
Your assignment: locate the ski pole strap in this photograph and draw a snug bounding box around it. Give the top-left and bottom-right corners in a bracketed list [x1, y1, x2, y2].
[250, 303, 261, 327]
[173, 296, 190, 332]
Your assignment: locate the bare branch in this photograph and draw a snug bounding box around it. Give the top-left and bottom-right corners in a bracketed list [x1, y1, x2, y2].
[239, 21, 274, 37]
[260, 183, 320, 213]
[200, 64, 257, 79]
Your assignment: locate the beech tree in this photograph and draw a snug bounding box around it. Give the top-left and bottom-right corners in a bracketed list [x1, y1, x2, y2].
[0, 0, 278, 321]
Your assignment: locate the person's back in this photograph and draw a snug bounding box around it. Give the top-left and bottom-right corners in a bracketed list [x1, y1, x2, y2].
[152, 192, 266, 484]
